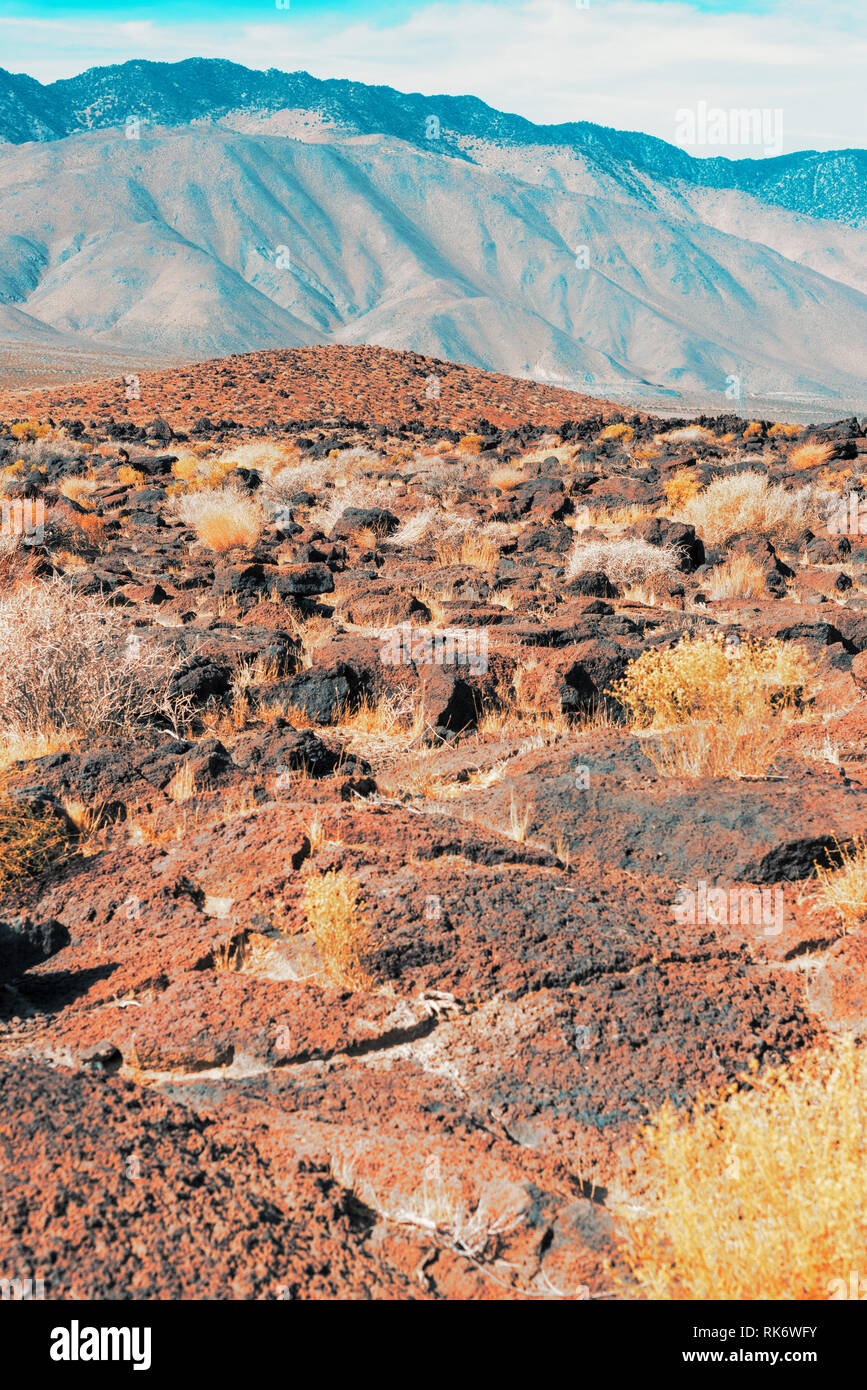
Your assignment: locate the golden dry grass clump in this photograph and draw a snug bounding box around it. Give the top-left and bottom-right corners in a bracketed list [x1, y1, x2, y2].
[789, 441, 836, 471]
[657, 425, 717, 445]
[59, 477, 98, 506]
[172, 484, 264, 552]
[435, 533, 500, 572]
[612, 632, 814, 777]
[301, 869, 373, 988]
[0, 790, 72, 891]
[705, 552, 768, 601]
[663, 468, 700, 509]
[9, 420, 52, 442]
[680, 471, 815, 547]
[599, 422, 635, 443]
[487, 464, 526, 491]
[117, 465, 146, 486]
[614, 1037, 867, 1300]
[813, 838, 867, 934]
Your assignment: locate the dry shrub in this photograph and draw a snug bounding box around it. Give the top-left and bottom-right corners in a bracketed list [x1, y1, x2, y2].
[789, 441, 836, 471]
[0, 579, 183, 739]
[435, 533, 500, 572]
[613, 632, 814, 777]
[167, 451, 238, 494]
[599, 423, 634, 442]
[457, 434, 485, 455]
[215, 441, 292, 476]
[657, 425, 717, 445]
[117, 465, 146, 486]
[305, 480, 394, 535]
[59, 477, 97, 506]
[0, 536, 38, 594]
[614, 632, 812, 728]
[0, 791, 73, 890]
[663, 468, 699, 508]
[9, 433, 85, 471]
[263, 458, 332, 503]
[9, 420, 51, 442]
[768, 422, 803, 439]
[335, 691, 425, 750]
[566, 537, 681, 588]
[706, 552, 768, 601]
[487, 465, 525, 491]
[46, 507, 108, 555]
[390, 509, 439, 547]
[614, 1038, 867, 1300]
[680, 471, 815, 547]
[301, 869, 373, 988]
[171, 485, 263, 552]
[73, 513, 108, 549]
[813, 838, 867, 933]
[170, 455, 201, 482]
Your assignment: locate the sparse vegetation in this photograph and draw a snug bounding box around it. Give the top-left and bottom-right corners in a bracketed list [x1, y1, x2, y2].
[657, 425, 716, 445]
[789, 441, 836, 471]
[813, 838, 867, 933]
[0, 790, 73, 890]
[614, 632, 812, 728]
[0, 578, 183, 741]
[59, 477, 98, 506]
[487, 465, 525, 491]
[612, 632, 814, 777]
[663, 468, 700, 509]
[706, 552, 768, 601]
[117, 465, 146, 486]
[457, 433, 485, 455]
[171, 484, 264, 551]
[614, 1038, 867, 1300]
[680, 471, 815, 547]
[301, 868, 373, 988]
[566, 537, 681, 588]
[435, 533, 500, 572]
[599, 422, 634, 442]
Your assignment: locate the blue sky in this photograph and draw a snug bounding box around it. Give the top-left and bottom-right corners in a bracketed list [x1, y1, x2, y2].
[1, 0, 864, 153]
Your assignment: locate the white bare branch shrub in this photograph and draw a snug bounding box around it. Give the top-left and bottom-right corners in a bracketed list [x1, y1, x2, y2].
[0, 579, 183, 736]
[565, 537, 682, 587]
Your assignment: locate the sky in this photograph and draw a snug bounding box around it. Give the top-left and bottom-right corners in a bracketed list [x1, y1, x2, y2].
[0, 0, 864, 154]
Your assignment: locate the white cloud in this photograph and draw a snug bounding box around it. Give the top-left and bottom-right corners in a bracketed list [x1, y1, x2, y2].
[1, 0, 865, 152]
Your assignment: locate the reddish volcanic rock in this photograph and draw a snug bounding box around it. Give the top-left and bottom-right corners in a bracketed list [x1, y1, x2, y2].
[0, 344, 619, 434]
[0, 1061, 422, 1300]
[0, 351, 863, 1301]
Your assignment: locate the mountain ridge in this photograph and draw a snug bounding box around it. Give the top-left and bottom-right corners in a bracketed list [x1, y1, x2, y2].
[1, 58, 865, 226]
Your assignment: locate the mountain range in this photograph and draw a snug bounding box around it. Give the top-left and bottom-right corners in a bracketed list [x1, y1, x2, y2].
[1, 58, 865, 407]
